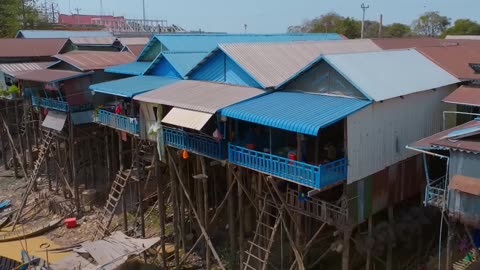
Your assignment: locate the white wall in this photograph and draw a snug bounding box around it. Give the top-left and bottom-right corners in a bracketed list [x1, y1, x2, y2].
[139, 102, 161, 142]
[347, 85, 456, 183]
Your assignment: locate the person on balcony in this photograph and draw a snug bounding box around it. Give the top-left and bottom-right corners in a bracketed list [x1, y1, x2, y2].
[115, 103, 123, 115]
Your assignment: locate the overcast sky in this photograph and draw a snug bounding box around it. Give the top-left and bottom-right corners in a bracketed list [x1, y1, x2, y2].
[58, 0, 479, 33]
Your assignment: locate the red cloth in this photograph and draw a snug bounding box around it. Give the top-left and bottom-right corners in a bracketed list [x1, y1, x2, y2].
[115, 105, 122, 114]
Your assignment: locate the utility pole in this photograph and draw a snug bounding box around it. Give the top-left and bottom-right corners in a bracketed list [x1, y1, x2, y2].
[100, 0, 103, 16]
[244, 24, 247, 34]
[142, 0, 146, 26]
[360, 3, 370, 39]
[74, 8, 81, 25]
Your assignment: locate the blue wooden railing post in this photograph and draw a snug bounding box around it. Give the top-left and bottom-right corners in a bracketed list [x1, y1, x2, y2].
[95, 110, 140, 135]
[163, 127, 226, 160]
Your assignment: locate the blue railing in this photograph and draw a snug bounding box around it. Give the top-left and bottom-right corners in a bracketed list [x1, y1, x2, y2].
[228, 144, 347, 190]
[31, 96, 93, 112]
[95, 110, 140, 135]
[163, 127, 227, 160]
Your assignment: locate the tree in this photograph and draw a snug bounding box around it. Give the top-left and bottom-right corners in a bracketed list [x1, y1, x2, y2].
[442, 19, 480, 37]
[384, 23, 411, 38]
[412, 11, 450, 37]
[0, 0, 21, 37]
[338, 17, 361, 39]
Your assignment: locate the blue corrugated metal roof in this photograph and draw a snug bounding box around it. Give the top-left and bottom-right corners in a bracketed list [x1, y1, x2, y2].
[105, 62, 151, 76]
[16, 30, 113, 39]
[221, 92, 371, 136]
[89, 76, 180, 98]
[162, 52, 209, 78]
[137, 33, 342, 61]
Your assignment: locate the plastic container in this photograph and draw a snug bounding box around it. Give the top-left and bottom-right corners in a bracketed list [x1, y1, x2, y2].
[65, 218, 77, 229]
[288, 151, 297, 161]
[246, 144, 255, 150]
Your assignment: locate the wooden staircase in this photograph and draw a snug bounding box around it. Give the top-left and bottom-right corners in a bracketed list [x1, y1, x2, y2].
[11, 130, 54, 230]
[243, 195, 282, 270]
[94, 169, 133, 240]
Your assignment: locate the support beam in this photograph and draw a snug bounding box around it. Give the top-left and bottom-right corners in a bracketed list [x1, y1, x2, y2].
[366, 216, 373, 270]
[167, 148, 225, 270]
[200, 156, 211, 269]
[386, 206, 394, 270]
[227, 165, 236, 267]
[342, 230, 352, 270]
[156, 156, 167, 269]
[169, 150, 180, 267]
[237, 167, 244, 266]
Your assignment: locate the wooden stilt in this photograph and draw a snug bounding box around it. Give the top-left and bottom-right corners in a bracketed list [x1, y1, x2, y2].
[69, 116, 80, 215]
[15, 101, 26, 172]
[238, 167, 244, 266]
[167, 148, 225, 270]
[227, 165, 236, 267]
[0, 129, 8, 170]
[87, 138, 95, 189]
[366, 215, 373, 270]
[156, 156, 167, 268]
[25, 109, 33, 172]
[342, 230, 352, 270]
[105, 130, 111, 189]
[179, 158, 186, 251]
[200, 157, 210, 269]
[446, 222, 455, 270]
[169, 149, 180, 267]
[387, 206, 394, 270]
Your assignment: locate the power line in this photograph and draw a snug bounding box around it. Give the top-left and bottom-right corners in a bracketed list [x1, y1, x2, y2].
[361, 3, 370, 39]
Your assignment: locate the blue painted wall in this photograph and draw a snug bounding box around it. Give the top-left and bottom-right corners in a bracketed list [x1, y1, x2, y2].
[149, 58, 183, 79]
[189, 51, 262, 88]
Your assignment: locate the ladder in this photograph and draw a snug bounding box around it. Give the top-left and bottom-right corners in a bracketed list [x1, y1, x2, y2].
[243, 196, 282, 270]
[94, 169, 133, 240]
[11, 130, 54, 230]
[453, 249, 477, 270]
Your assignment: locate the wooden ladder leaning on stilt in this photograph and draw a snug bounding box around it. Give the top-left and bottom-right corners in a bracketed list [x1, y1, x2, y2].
[453, 249, 478, 270]
[11, 130, 55, 231]
[93, 169, 133, 240]
[243, 194, 283, 270]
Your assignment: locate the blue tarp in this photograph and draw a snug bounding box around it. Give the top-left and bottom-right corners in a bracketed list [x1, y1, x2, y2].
[221, 91, 371, 136]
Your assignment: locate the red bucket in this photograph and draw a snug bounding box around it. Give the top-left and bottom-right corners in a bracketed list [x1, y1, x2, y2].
[65, 217, 77, 229]
[246, 144, 255, 150]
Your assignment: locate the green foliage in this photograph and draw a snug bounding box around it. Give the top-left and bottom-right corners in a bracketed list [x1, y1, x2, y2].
[0, 0, 21, 38]
[8, 85, 19, 95]
[384, 23, 412, 38]
[442, 19, 480, 37]
[338, 17, 361, 39]
[0, 0, 50, 38]
[412, 11, 450, 37]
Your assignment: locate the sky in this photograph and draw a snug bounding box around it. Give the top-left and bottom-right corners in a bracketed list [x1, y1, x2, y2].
[57, 0, 480, 33]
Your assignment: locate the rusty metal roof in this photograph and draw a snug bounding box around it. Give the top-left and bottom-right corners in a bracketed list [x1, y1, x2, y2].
[443, 85, 480, 106]
[189, 40, 382, 88]
[449, 175, 480, 196]
[0, 38, 68, 58]
[69, 37, 116, 45]
[416, 44, 480, 81]
[125, 45, 147, 56]
[371, 38, 476, 50]
[134, 80, 264, 113]
[0, 62, 54, 76]
[15, 69, 91, 83]
[54, 51, 136, 71]
[410, 120, 480, 152]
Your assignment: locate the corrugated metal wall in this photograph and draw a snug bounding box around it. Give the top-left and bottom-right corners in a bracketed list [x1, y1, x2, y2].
[149, 59, 182, 79]
[189, 51, 262, 88]
[448, 151, 480, 226]
[347, 155, 424, 225]
[283, 61, 365, 99]
[347, 85, 456, 183]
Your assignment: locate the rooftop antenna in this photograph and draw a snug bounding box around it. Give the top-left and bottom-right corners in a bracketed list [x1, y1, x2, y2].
[361, 3, 370, 39]
[74, 7, 81, 24]
[100, 0, 103, 16]
[244, 24, 248, 34]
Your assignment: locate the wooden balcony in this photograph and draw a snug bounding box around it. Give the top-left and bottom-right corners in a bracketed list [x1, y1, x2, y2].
[425, 176, 447, 209]
[32, 96, 93, 113]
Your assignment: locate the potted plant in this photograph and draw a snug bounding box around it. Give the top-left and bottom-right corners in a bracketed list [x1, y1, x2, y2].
[7, 85, 20, 99]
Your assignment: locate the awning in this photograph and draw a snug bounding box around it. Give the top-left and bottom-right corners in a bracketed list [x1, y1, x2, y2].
[42, 111, 67, 131]
[449, 175, 480, 196]
[221, 91, 371, 136]
[162, 107, 213, 130]
[105, 62, 151, 76]
[89, 75, 180, 98]
[443, 85, 480, 107]
[15, 69, 91, 83]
